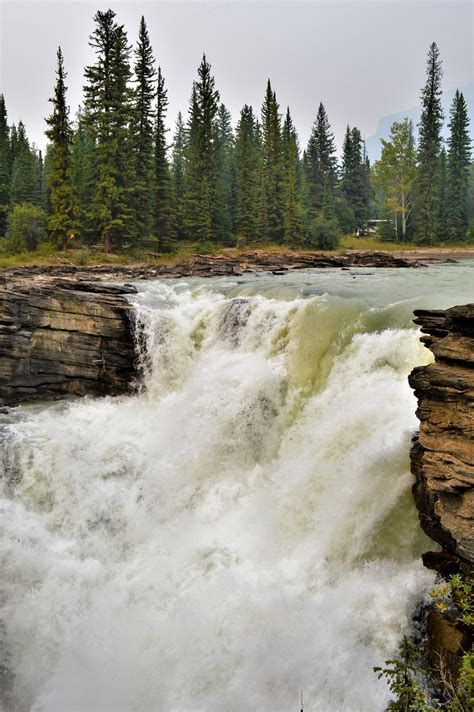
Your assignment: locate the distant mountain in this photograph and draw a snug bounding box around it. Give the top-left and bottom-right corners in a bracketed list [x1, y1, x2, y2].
[365, 81, 474, 162]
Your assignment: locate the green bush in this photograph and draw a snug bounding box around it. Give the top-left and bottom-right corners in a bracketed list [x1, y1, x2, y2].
[6, 203, 47, 252]
[307, 215, 341, 250]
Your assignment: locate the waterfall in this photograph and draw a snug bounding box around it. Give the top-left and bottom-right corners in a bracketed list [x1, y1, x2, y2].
[1, 273, 445, 712]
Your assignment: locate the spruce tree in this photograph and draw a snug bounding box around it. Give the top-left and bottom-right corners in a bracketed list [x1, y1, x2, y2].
[10, 122, 41, 207]
[282, 108, 303, 245]
[0, 95, 10, 235]
[341, 125, 369, 229]
[259, 80, 284, 242]
[184, 56, 219, 242]
[305, 102, 337, 219]
[415, 42, 444, 244]
[154, 66, 175, 248]
[284, 137, 304, 246]
[45, 47, 78, 249]
[446, 90, 471, 241]
[131, 16, 156, 240]
[71, 108, 96, 241]
[235, 104, 259, 243]
[438, 147, 447, 239]
[214, 103, 235, 244]
[171, 111, 187, 241]
[83, 9, 133, 251]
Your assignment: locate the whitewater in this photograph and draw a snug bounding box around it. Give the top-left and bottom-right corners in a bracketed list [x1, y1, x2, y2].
[1, 262, 473, 712]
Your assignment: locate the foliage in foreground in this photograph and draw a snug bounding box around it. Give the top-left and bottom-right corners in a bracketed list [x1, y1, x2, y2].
[375, 573, 473, 711]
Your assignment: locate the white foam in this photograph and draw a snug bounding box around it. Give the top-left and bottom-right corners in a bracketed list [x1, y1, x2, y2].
[1, 282, 438, 712]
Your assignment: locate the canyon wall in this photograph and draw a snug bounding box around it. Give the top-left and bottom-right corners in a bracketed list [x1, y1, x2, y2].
[409, 304, 473, 575]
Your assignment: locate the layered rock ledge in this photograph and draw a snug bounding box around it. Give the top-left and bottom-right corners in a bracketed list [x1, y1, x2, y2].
[0, 276, 138, 406]
[409, 304, 474, 575]
[1, 249, 433, 282]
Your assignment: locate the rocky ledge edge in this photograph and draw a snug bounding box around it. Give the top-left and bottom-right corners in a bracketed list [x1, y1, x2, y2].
[0, 276, 139, 406]
[1, 249, 449, 282]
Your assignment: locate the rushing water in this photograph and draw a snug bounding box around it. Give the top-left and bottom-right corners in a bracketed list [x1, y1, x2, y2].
[1, 262, 473, 712]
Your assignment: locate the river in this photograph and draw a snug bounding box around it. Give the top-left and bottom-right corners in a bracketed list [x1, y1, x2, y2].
[1, 262, 473, 711]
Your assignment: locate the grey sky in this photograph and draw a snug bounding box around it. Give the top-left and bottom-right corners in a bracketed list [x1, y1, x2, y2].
[1, 0, 473, 154]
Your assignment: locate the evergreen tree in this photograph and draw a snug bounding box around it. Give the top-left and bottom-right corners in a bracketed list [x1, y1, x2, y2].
[259, 80, 284, 242]
[131, 15, 156, 240]
[10, 122, 41, 207]
[71, 108, 96, 241]
[45, 47, 78, 248]
[282, 108, 303, 245]
[214, 103, 235, 243]
[415, 42, 444, 244]
[372, 119, 417, 241]
[235, 104, 259, 243]
[154, 66, 175, 248]
[171, 111, 187, 241]
[0, 95, 10, 235]
[184, 56, 219, 242]
[438, 146, 447, 238]
[83, 9, 133, 251]
[341, 125, 369, 229]
[305, 102, 337, 219]
[445, 90, 471, 241]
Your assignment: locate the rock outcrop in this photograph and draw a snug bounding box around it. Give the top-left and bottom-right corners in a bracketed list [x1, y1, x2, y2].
[409, 304, 474, 575]
[0, 277, 138, 405]
[1, 249, 430, 283]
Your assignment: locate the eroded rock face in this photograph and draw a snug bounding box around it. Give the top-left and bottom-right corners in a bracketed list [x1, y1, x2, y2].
[0, 277, 139, 405]
[409, 304, 474, 574]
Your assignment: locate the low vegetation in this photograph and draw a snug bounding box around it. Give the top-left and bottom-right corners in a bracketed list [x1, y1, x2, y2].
[375, 573, 473, 711]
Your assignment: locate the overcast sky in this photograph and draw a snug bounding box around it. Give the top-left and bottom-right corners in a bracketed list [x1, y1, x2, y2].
[1, 0, 473, 153]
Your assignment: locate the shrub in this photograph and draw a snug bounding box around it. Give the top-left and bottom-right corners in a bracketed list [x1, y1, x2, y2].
[307, 215, 341, 250]
[6, 203, 47, 252]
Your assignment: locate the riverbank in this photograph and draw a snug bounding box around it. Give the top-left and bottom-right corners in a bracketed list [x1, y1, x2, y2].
[2, 246, 473, 281]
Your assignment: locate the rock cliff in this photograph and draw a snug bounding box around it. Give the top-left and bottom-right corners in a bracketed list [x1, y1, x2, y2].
[0, 276, 138, 405]
[409, 304, 474, 575]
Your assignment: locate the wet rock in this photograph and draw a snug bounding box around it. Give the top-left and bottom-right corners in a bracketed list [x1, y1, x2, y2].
[425, 605, 472, 690]
[409, 304, 474, 573]
[0, 277, 138, 405]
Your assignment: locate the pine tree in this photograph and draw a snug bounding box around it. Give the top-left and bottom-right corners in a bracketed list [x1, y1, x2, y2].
[214, 103, 235, 243]
[305, 102, 337, 219]
[83, 9, 133, 251]
[154, 67, 175, 248]
[45, 47, 78, 248]
[282, 108, 303, 245]
[131, 16, 156, 240]
[71, 108, 96, 241]
[171, 111, 187, 241]
[0, 95, 10, 235]
[10, 122, 41, 207]
[235, 104, 259, 243]
[259, 80, 284, 242]
[415, 42, 444, 244]
[445, 90, 471, 241]
[341, 125, 369, 229]
[184, 56, 219, 242]
[438, 146, 447, 239]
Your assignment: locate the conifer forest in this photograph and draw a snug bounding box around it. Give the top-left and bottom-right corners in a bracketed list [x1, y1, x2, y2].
[0, 9, 472, 254]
